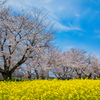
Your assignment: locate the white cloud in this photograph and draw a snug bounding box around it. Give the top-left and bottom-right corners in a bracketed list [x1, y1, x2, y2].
[6, 0, 82, 32]
[6, 0, 81, 18]
[55, 22, 82, 31]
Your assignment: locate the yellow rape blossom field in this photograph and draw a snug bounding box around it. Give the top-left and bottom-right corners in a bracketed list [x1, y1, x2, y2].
[0, 79, 100, 100]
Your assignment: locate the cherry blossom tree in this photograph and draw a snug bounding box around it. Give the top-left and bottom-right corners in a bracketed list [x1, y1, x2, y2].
[0, 8, 56, 79]
[63, 48, 100, 79]
[24, 48, 52, 79]
[45, 47, 65, 79]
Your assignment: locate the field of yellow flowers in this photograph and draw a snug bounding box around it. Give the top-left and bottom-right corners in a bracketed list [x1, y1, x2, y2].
[0, 79, 100, 100]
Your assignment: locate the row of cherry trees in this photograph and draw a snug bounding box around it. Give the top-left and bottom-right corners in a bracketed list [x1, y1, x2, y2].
[50, 48, 100, 79]
[0, 0, 100, 79]
[18, 47, 100, 80]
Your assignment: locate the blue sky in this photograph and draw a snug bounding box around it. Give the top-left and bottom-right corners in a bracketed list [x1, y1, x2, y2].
[6, 0, 100, 57]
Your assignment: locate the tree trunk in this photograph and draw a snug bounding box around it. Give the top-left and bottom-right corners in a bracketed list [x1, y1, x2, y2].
[46, 71, 49, 79]
[88, 73, 92, 79]
[28, 75, 31, 80]
[41, 70, 45, 79]
[41, 74, 45, 79]
[2, 72, 12, 80]
[28, 71, 32, 80]
[78, 74, 82, 79]
[35, 69, 39, 79]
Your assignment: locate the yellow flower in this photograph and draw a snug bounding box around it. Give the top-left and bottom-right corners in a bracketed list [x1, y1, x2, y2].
[0, 79, 100, 100]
